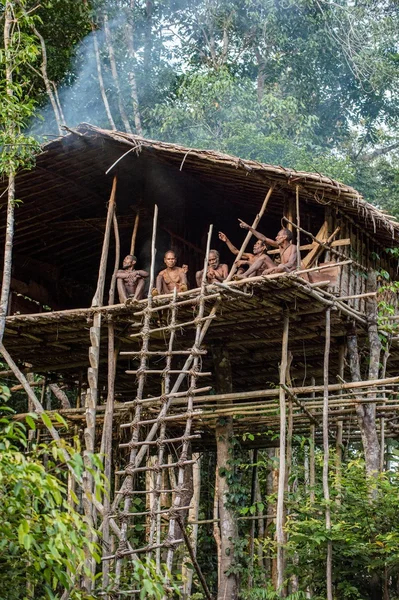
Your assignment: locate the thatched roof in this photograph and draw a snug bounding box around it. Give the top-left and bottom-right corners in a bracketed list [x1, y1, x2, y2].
[69, 124, 399, 241]
[1, 123, 398, 309]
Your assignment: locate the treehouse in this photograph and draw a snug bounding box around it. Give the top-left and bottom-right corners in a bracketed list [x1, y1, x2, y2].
[1, 123, 399, 596]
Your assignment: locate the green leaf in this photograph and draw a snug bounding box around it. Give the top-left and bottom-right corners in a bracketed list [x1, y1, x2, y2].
[25, 415, 36, 430]
[54, 413, 68, 428]
[41, 412, 53, 430]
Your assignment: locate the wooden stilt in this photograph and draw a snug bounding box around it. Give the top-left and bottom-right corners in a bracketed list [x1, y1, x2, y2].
[296, 185, 301, 270]
[276, 310, 289, 594]
[335, 343, 345, 504]
[101, 211, 120, 590]
[177, 515, 212, 600]
[83, 176, 117, 591]
[309, 377, 316, 505]
[182, 453, 201, 598]
[248, 448, 258, 589]
[255, 461, 265, 570]
[323, 309, 333, 600]
[130, 211, 140, 256]
[379, 341, 390, 472]
[213, 465, 222, 588]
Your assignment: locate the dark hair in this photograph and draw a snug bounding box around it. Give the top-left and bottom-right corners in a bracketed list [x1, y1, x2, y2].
[282, 228, 293, 242]
[164, 250, 176, 258]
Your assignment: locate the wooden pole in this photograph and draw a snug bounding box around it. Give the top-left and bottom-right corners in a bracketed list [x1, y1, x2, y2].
[309, 380, 316, 503]
[255, 461, 265, 570]
[101, 212, 120, 590]
[296, 185, 301, 270]
[108, 213, 120, 307]
[177, 515, 213, 600]
[83, 176, 117, 591]
[276, 310, 289, 594]
[336, 344, 345, 504]
[92, 176, 117, 307]
[130, 211, 140, 255]
[213, 466, 222, 588]
[323, 309, 333, 600]
[248, 448, 258, 589]
[225, 185, 274, 281]
[0, 344, 69, 456]
[379, 342, 390, 472]
[182, 453, 201, 598]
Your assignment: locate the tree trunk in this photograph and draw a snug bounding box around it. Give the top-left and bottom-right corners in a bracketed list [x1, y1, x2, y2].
[213, 347, 238, 600]
[125, 2, 143, 135]
[143, 0, 153, 75]
[125, 23, 143, 135]
[347, 318, 380, 476]
[103, 13, 132, 133]
[365, 270, 381, 473]
[92, 23, 116, 130]
[255, 49, 266, 102]
[213, 464, 222, 587]
[0, 3, 16, 346]
[32, 24, 64, 135]
[182, 453, 201, 598]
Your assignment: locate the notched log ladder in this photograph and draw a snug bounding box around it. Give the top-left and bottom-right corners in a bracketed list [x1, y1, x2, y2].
[101, 215, 230, 596]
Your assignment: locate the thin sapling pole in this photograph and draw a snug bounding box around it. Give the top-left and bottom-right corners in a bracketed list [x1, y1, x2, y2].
[323, 309, 333, 600]
[276, 310, 289, 593]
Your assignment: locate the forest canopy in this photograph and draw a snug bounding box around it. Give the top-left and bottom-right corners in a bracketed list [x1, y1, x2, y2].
[1, 0, 399, 215]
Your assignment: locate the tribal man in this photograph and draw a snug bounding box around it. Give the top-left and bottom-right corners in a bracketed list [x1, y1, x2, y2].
[116, 255, 149, 302]
[218, 231, 268, 275]
[153, 250, 188, 295]
[236, 221, 298, 278]
[195, 249, 228, 286]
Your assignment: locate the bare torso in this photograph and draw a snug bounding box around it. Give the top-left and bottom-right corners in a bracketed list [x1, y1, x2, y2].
[206, 264, 228, 284]
[116, 269, 148, 302]
[279, 243, 296, 267]
[156, 267, 188, 294]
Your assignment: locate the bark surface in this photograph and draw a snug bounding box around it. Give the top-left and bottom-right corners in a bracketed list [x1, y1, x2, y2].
[213, 347, 238, 600]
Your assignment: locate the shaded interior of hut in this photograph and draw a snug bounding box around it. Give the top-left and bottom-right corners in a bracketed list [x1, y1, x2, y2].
[6, 133, 327, 312]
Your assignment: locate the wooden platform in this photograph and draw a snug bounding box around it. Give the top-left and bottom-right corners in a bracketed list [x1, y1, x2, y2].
[6, 272, 399, 444]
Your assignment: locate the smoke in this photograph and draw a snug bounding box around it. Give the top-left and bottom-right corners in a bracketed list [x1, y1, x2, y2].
[31, 19, 119, 137]
[30, 8, 181, 140]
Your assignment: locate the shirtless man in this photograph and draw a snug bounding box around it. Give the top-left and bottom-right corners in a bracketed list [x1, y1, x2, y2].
[218, 231, 267, 275]
[195, 249, 228, 287]
[153, 250, 188, 295]
[236, 221, 297, 278]
[116, 255, 149, 302]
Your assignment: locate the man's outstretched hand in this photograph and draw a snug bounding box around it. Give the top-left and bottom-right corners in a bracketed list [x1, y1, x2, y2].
[238, 219, 250, 230]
